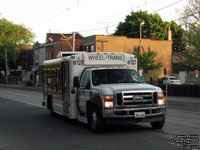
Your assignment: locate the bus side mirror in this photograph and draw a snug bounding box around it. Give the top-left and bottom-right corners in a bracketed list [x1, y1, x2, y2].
[73, 76, 80, 87]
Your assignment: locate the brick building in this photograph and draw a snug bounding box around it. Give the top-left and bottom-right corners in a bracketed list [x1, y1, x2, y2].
[45, 33, 84, 59]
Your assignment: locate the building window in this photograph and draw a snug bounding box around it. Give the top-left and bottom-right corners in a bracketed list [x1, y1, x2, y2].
[85, 44, 95, 52]
[91, 45, 94, 52]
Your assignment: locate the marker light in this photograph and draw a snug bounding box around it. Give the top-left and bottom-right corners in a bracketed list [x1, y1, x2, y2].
[158, 93, 164, 99]
[104, 96, 113, 108]
[157, 93, 165, 106]
[71, 56, 75, 59]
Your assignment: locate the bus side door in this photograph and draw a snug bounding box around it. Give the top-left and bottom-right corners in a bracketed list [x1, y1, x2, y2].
[62, 62, 70, 116]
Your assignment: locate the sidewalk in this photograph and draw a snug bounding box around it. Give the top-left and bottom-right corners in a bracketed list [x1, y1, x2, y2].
[0, 83, 42, 92]
[167, 96, 200, 104]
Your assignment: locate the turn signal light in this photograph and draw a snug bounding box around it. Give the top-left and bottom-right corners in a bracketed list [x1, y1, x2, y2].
[104, 96, 113, 108]
[157, 93, 165, 105]
[158, 93, 164, 99]
[104, 96, 113, 101]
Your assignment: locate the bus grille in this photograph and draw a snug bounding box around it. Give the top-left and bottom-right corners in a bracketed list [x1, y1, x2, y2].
[117, 91, 157, 106]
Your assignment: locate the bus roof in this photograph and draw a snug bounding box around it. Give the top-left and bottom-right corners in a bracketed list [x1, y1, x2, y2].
[43, 52, 136, 66]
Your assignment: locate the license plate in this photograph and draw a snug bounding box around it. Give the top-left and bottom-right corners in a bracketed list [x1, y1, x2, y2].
[135, 112, 145, 118]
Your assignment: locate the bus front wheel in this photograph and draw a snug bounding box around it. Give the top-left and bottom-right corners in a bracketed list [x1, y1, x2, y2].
[89, 107, 104, 133]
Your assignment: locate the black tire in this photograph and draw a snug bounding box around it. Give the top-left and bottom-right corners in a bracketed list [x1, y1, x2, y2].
[89, 107, 104, 133]
[50, 105, 55, 116]
[151, 115, 165, 129]
[48, 99, 55, 116]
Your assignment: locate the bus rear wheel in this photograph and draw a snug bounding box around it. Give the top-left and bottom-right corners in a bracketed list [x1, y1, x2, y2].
[48, 98, 55, 116]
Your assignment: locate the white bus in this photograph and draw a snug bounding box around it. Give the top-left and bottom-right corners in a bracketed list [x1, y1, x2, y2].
[42, 52, 166, 133]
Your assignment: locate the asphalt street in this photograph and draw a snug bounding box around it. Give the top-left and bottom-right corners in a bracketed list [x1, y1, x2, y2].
[0, 87, 199, 150]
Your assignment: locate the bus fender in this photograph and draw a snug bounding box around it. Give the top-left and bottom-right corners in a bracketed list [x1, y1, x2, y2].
[86, 94, 103, 118]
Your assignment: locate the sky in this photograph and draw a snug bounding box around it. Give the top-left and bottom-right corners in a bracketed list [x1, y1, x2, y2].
[0, 0, 187, 43]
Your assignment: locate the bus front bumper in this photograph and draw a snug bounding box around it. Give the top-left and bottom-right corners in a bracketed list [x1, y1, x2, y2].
[104, 106, 166, 124]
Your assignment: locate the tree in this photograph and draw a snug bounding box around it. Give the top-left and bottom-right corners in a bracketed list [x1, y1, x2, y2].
[182, 24, 200, 68]
[178, 0, 200, 68]
[170, 21, 186, 52]
[134, 46, 163, 72]
[0, 18, 34, 70]
[180, 0, 200, 26]
[114, 10, 168, 40]
[114, 10, 185, 52]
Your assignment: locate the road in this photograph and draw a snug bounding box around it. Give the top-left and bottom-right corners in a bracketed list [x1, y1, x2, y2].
[0, 87, 199, 150]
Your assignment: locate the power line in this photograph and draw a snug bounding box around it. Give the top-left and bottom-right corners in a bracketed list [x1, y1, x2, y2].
[159, 11, 177, 17]
[94, 13, 199, 43]
[33, 0, 84, 30]
[78, 0, 184, 35]
[151, 0, 184, 14]
[77, 0, 183, 34]
[172, 11, 199, 22]
[76, 0, 159, 33]
[34, 0, 187, 42]
[136, 0, 160, 9]
[78, 24, 118, 33]
[82, 13, 200, 42]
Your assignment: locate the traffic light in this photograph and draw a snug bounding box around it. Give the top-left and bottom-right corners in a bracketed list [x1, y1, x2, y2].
[164, 68, 167, 76]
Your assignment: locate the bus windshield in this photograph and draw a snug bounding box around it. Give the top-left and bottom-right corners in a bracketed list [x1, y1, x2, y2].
[92, 69, 145, 86]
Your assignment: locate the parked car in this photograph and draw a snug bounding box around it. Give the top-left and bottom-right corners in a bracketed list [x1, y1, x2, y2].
[149, 77, 159, 85]
[159, 76, 181, 85]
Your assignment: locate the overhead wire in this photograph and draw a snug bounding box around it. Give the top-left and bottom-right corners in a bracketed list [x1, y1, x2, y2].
[35, 0, 173, 37]
[32, 0, 84, 30]
[172, 11, 199, 22]
[151, 0, 184, 14]
[82, 2, 195, 42]
[76, 0, 142, 31]
[91, 9, 198, 43]
[78, 24, 118, 33]
[77, 0, 162, 34]
[35, 0, 187, 42]
[79, 0, 186, 35]
[93, 11, 196, 43]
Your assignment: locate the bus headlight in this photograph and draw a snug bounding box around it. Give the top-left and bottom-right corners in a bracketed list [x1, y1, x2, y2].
[104, 95, 113, 108]
[157, 93, 165, 106]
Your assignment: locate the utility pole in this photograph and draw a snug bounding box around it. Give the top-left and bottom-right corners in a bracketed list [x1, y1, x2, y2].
[97, 40, 108, 52]
[139, 22, 144, 53]
[5, 49, 8, 84]
[164, 68, 168, 99]
[33, 47, 36, 87]
[73, 32, 76, 52]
